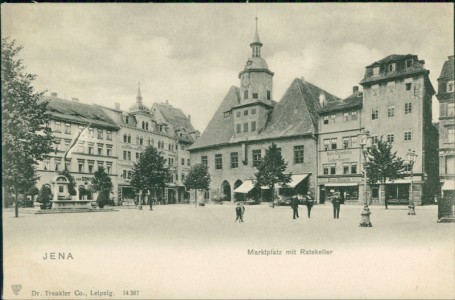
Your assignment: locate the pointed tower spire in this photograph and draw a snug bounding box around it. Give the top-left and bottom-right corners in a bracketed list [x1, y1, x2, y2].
[136, 81, 143, 104]
[250, 17, 262, 58]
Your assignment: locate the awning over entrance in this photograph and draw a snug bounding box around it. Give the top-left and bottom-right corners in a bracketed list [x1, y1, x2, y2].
[233, 180, 256, 194]
[261, 174, 310, 189]
[324, 183, 358, 187]
[442, 180, 455, 190]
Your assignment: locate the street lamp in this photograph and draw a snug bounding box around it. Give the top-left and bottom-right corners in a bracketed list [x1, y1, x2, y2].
[406, 149, 417, 215]
[358, 129, 372, 227]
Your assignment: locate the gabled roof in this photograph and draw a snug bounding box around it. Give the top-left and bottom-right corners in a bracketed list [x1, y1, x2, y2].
[42, 96, 119, 130]
[189, 79, 340, 151]
[366, 54, 416, 68]
[153, 102, 197, 143]
[319, 91, 363, 114]
[438, 55, 454, 80]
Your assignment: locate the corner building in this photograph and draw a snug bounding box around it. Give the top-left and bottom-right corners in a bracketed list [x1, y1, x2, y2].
[360, 55, 439, 205]
[189, 24, 339, 203]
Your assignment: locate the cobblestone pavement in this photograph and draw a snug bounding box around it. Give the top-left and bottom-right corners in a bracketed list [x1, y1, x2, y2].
[3, 204, 454, 299]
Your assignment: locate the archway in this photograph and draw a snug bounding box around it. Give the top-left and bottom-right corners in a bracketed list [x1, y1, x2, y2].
[234, 180, 243, 202]
[221, 180, 231, 202]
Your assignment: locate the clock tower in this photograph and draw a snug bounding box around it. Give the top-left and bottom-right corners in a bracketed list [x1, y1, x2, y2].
[233, 18, 274, 138]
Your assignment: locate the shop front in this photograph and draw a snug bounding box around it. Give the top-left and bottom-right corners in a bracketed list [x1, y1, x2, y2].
[318, 176, 363, 205]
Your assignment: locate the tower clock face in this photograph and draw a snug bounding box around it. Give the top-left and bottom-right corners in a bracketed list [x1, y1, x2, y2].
[242, 74, 250, 88]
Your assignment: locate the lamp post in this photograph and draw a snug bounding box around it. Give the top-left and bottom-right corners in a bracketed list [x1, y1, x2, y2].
[406, 149, 417, 215]
[359, 129, 372, 227]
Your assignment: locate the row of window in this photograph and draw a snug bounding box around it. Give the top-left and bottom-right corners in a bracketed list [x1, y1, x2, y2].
[244, 90, 271, 100]
[202, 146, 305, 170]
[371, 103, 412, 120]
[323, 162, 358, 175]
[371, 59, 414, 77]
[370, 81, 420, 98]
[122, 134, 176, 151]
[440, 102, 455, 118]
[323, 111, 357, 125]
[122, 150, 190, 166]
[236, 108, 257, 118]
[322, 132, 413, 150]
[236, 121, 257, 133]
[75, 159, 113, 174]
[53, 122, 112, 140]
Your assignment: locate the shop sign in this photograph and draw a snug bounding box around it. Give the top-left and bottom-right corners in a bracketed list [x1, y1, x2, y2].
[326, 150, 357, 163]
[76, 176, 93, 182]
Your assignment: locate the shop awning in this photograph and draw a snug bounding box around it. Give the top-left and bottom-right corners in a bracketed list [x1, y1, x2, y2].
[442, 180, 455, 190]
[261, 174, 310, 189]
[233, 180, 256, 193]
[324, 183, 358, 187]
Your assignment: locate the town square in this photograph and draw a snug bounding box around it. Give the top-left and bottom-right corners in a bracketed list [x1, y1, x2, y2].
[2, 3, 454, 300]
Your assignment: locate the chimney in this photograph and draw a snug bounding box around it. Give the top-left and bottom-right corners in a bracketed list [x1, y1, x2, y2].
[115, 102, 120, 110]
[301, 76, 305, 83]
[319, 92, 326, 107]
[353, 86, 359, 93]
[51, 92, 57, 97]
[71, 97, 79, 102]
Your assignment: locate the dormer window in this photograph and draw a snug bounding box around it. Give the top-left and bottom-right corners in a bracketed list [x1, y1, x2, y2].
[447, 80, 454, 92]
[224, 111, 231, 118]
[406, 59, 413, 68]
[388, 63, 395, 72]
[372, 67, 380, 76]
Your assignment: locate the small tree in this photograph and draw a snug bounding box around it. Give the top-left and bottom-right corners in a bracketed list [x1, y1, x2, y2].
[38, 184, 52, 209]
[91, 167, 113, 208]
[28, 186, 39, 207]
[59, 169, 77, 196]
[130, 146, 172, 210]
[364, 137, 406, 206]
[254, 143, 292, 205]
[184, 163, 211, 207]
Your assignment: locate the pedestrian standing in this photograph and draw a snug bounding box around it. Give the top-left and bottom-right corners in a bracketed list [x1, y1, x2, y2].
[235, 202, 244, 222]
[332, 193, 341, 219]
[240, 202, 245, 222]
[291, 196, 299, 219]
[305, 192, 314, 218]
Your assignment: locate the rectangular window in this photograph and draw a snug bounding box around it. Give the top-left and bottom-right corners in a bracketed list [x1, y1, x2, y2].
[123, 134, 128, 143]
[406, 82, 412, 91]
[267, 90, 271, 100]
[88, 163, 94, 174]
[106, 146, 112, 156]
[343, 112, 349, 122]
[323, 139, 330, 151]
[201, 156, 208, 166]
[253, 93, 258, 99]
[224, 111, 230, 118]
[323, 116, 329, 125]
[187, 159, 190, 166]
[244, 123, 248, 132]
[371, 136, 379, 144]
[447, 128, 455, 143]
[43, 160, 50, 171]
[331, 138, 337, 150]
[106, 131, 112, 140]
[404, 131, 412, 141]
[448, 81, 455, 93]
[54, 122, 61, 132]
[406, 59, 413, 68]
[125, 116, 129, 124]
[78, 160, 84, 173]
[230, 152, 238, 168]
[252, 108, 256, 115]
[54, 158, 61, 171]
[98, 146, 103, 156]
[236, 124, 241, 133]
[251, 121, 256, 132]
[97, 129, 103, 139]
[372, 109, 379, 120]
[293, 145, 304, 164]
[372, 67, 379, 76]
[244, 90, 248, 99]
[351, 163, 357, 174]
[351, 136, 358, 148]
[253, 150, 262, 167]
[106, 163, 112, 174]
[405, 103, 412, 114]
[330, 164, 336, 175]
[88, 146, 93, 155]
[330, 114, 336, 123]
[244, 110, 248, 116]
[388, 106, 395, 117]
[448, 103, 454, 117]
[343, 137, 350, 149]
[236, 111, 241, 117]
[181, 158, 185, 165]
[388, 63, 395, 72]
[343, 163, 350, 175]
[215, 154, 222, 170]
[89, 128, 94, 138]
[351, 111, 358, 120]
[323, 165, 329, 175]
[65, 123, 71, 134]
[387, 134, 394, 143]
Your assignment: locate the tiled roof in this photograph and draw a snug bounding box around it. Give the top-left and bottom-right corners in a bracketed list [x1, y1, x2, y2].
[153, 102, 197, 143]
[42, 96, 119, 130]
[438, 55, 454, 80]
[189, 79, 340, 150]
[319, 91, 363, 114]
[366, 54, 414, 67]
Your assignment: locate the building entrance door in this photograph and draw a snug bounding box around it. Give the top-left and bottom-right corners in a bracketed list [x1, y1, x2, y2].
[371, 185, 379, 204]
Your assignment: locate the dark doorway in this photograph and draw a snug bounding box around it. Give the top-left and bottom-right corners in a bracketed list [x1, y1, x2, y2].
[221, 180, 231, 201]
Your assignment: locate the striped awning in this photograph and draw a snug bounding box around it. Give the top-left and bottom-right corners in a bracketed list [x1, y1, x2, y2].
[324, 183, 358, 187]
[261, 174, 310, 189]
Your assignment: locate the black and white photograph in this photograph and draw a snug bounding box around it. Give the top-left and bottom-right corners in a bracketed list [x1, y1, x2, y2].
[2, 3, 454, 299]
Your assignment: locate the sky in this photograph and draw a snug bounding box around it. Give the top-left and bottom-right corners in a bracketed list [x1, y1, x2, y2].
[2, 3, 454, 132]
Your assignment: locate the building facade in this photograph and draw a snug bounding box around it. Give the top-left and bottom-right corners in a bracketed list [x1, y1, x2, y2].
[36, 93, 120, 202]
[189, 24, 339, 203]
[317, 87, 364, 205]
[436, 55, 455, 197]
[360, 54, 439, 205]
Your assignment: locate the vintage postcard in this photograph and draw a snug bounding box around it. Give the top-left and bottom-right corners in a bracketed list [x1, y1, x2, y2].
[2, 3, 454, 300]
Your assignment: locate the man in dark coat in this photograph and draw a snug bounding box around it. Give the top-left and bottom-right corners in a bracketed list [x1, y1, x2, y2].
[291, 196, 299, 219]
[332, 193, 341, 219]
[305, 192, 315, 218]
[235, 202, 245, 222]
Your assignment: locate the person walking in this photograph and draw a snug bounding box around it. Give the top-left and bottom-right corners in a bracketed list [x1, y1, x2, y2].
[291, 196, 299, 219]
[235, 202, 245, 222]
[332, 193, 341, 219]
[305, 192, 315, 218]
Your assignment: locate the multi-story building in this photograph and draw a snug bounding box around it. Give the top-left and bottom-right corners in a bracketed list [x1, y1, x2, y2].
[36, 93, 120, 201]
[436, 55, 455, 197]
[317, 87, 364, 205]
[99, 85, 197, 204]
[359, 54, 439, 205]
[188, 24, 339, 203]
